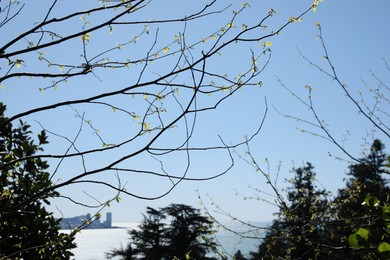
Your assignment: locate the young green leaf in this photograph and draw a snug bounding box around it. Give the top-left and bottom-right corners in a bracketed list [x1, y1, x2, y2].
[81, 32, 91, 41]
[348, 228, 370, 249]
[382, 206, 390, 222]
[263, 41, 272, 47]
[15, 59, 23, 68]
[379, 242, 390, 252]
[364, 194, 380, 208]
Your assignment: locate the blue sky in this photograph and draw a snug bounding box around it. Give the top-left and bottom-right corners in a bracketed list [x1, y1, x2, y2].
[1, 0, 389, 223]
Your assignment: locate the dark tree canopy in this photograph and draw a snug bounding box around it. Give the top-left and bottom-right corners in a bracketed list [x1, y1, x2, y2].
[326, 139, 390, 259]
[250, 163, 330, 260]
[163, 204, 217, 259]
[108, 203, 217, 260]
[233, 249, 248, 260]
[0, 103, 76, 259]
[129, 207, 166, 259]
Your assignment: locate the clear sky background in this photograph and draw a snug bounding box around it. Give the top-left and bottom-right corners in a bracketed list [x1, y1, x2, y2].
[1, 0, 389, 223]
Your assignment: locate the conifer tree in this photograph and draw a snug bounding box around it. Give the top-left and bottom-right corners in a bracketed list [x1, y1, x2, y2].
[162, 204, 217, 259]
[327, 139, 390, 259]
[233, 249, 248, 260]
[108, 203, 217, 259]
[250, 163, 330, 259]
[132, 207, 166, 259]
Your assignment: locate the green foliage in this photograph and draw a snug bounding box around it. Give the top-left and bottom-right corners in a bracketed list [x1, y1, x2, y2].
[348, 227, 370, 249]
[108, 204, 217, 260]
[348, 195, 390, 259]
[0, 103, 75, 259]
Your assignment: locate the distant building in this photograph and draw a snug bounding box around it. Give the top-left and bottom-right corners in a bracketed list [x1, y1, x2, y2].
[59, 212, 112, 230]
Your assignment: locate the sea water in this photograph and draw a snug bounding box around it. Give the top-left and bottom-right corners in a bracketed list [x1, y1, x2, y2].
[65, 222, 264, 260]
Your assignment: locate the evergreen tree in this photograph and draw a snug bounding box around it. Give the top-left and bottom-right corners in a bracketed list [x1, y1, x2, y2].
[233, 249, 248, 260]
[163, 204, 217, 259]
[132, 207, 167, 259]
[327, 139, 390, 259]
[0, 103, 75, 259]
[109, 203, 217, 259]
[107, 244, 135, 260]
[107, 207, 165, 260]
[250, 163, 330, 259]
